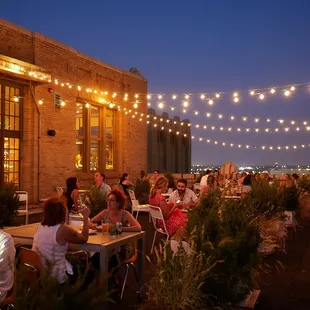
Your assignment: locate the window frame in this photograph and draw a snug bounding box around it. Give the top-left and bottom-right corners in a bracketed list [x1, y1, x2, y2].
[75, 100, 115, 172]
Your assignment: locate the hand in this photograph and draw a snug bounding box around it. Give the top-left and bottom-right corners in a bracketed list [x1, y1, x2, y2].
[80, 206, 90, 218]
[89, 222, 97, 229]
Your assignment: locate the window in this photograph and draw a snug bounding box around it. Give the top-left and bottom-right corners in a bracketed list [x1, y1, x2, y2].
[4, 137, 19, 184]
[0, 83, 22, 187]
[106, 109, 114, 170]
[75, 103, 84, 170]
[76, 102, 115, 171]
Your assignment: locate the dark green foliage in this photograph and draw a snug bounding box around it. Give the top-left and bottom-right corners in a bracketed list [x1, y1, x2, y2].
[14, 262, 110, 310]
[164, 172, 176, 190]
[240, 180, 284, 220]
[298, 177, 310, 193]
[135, 178, 151, 204]
[187, 192, 261, 306]
[281, 185, 300, 212]
[0, 183, 20, 226]
[85, 187, 107, 218]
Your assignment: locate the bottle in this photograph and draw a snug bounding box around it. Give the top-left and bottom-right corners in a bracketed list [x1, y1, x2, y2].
[116, 222, 123, 234]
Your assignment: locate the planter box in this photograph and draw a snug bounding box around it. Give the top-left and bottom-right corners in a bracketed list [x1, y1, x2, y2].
[238, 290, 261, 309]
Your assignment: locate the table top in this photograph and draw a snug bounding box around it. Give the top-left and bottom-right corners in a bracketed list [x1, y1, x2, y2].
[4, 223, 144, 250]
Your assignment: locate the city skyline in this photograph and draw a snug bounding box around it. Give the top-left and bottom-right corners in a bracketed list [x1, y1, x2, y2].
[2, 0, 310, 165]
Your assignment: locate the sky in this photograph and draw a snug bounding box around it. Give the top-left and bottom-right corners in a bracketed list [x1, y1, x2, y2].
[1, 0, 310, 165]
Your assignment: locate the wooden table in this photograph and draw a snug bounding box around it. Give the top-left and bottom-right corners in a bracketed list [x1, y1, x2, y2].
[4, 223, 145, 291]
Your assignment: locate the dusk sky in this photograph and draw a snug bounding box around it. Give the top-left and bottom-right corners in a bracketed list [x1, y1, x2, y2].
[2, 0, 310, 165]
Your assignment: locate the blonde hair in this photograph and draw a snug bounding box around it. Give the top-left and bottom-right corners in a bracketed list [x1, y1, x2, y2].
[150, 176, 168, 198]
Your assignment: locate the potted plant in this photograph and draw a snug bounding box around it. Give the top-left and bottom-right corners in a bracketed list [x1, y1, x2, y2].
[0, 183, 20, 226]
[187, 191, 261, 306]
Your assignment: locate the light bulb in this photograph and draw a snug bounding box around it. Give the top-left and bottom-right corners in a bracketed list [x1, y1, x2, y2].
[234, 97, 239, 103]
[250, 90, 255, 96]
[200, 94, 205, 99]
[208, 99, 213, 105]
[270, 88, 275, 94]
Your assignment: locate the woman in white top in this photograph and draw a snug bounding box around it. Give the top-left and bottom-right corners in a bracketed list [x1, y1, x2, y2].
[32, 197, 90, 283]
[0, 228, 16, 303]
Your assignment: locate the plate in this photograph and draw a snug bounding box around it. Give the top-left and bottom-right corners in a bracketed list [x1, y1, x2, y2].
[79, 228, 97, 235]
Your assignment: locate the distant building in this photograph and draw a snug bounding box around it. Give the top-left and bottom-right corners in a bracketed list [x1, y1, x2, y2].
[147, 108, 191, 173]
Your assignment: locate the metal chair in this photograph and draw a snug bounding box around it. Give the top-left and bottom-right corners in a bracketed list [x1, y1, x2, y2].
[118, 244, 140, 300]
[149, 205, 169, 254]
[14, 191, 29, 225]
[127, 190, 151, 221]
[56, 187, 64, 196]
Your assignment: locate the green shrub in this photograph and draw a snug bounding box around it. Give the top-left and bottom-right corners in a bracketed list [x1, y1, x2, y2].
[281, 185, 300, 212]
[135, 179, 151, 204]
[187, 192, 261, 306]
[85, 187, 107, 218]
[141, 237, 215, 310]
[0, 183, 20, 226]
[14, 261, 110, 310]
[164, 172, 176, 190]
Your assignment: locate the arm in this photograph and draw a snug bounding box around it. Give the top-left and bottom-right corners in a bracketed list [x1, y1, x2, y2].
[71, 189, 80, 211]
[122, 211, 142, 232]
[58, 207, 90, 244]
[89, 209, 107, 227]
[159, 198, 177, 220]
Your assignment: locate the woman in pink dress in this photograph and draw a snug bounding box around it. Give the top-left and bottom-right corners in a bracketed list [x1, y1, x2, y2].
[149, 176, 188, 238]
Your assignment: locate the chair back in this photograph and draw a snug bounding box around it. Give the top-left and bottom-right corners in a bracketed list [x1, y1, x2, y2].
[19, 247, 42, 273]
[127, 189, 136, 202]
[15, 191, 28, 203]
[149, 205, 168, 235]
[149, 205, 164, 221]
[56, 187, 64, 195]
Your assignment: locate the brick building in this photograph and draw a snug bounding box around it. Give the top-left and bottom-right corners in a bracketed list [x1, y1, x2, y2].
[147, 108, 191, 173]
[0, 19, 148, 201]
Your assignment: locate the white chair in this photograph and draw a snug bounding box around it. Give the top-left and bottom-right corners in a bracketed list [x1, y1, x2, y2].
[149, 205, 169, 254]
[56, 186, 64, 196]
[15, 191, 29, 225]
[127, 190, 151, 221]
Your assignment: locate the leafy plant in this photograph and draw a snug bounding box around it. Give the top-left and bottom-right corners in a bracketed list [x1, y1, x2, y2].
[85, 187, 107, 218]
[135, 179, 151, 204]
[14, 260, 111, 310]
[298, 177, 310, 193]
[0, 183, 20, 226]
[164, 172, 176, 190]
[141, 236, 216, 310]
[281, 185, 300, 212]
[187, 192, 261, 306]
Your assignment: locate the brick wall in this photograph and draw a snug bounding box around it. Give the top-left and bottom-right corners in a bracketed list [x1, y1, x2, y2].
[0, 19, 148, 201]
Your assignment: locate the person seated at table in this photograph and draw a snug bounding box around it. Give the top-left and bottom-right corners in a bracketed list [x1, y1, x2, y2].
[63, 177, 81, 213]
[0, 223, 16, 304]
[149, 177, 188, 238]
[168, 178, 198, 208]
[32, 197, 90, 284]
[241, 175, 253, 198]
[88, 190, 141, 284]
[200, 175, 219, 197]
[89, 189, 141, 232]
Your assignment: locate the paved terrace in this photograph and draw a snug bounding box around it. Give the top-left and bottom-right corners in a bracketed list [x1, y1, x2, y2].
[13, 207, 310, 310]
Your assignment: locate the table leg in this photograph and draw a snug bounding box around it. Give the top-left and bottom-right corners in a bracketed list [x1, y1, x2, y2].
[99, 245, 109, 293]
[137, 234, 145, 292]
